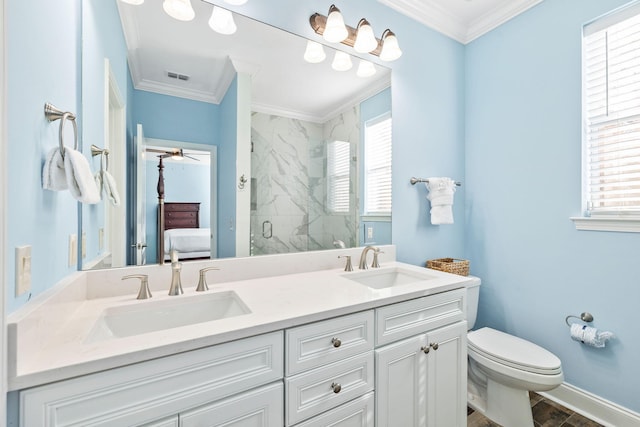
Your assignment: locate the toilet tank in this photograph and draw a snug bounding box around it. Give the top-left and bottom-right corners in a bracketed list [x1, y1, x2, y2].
[465, 279, 481, 329]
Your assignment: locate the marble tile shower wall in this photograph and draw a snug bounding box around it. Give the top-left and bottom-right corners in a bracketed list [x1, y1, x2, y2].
[251, 108, 360, 255]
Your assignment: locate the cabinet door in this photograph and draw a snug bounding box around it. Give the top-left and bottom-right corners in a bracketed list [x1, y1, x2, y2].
[375, 334, 428, 427]
[425, 321, 467, 427]
[140, 416, 179, 427]
[180, 382, 283, 427]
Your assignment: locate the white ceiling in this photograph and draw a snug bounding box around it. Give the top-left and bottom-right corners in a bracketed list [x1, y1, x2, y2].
[116, 0, 543, 120]
[378, 0, 544, 44]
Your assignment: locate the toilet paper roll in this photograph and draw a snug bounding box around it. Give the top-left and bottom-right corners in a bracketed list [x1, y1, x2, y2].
[570, 323, 614, 348]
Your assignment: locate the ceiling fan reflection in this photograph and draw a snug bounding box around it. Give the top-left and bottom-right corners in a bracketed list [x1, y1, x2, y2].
[145, 147, 202, 161]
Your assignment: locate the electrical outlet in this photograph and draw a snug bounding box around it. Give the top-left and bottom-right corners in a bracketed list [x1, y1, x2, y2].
[98, 228, 105, 250]
[367, 226, 374, 239]
[15, 245, 32, 296]
[69, 234, 77, 267]
[81, 232, 87, 259]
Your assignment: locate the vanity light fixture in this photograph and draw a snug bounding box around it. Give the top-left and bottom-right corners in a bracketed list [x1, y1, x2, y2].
[323, 5, 349, 43]
[208, 6, 237, 35]
[309, 5, 401, 61]
[163, 0, 195, 21]
[356, 59, 376, 78]
[303, 40, 327, 63]
[353, 19, 377, 53]
[379, 29, 403, 61]
[332, 51, 353, 71]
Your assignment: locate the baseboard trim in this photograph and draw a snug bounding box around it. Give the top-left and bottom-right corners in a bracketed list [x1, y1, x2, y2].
[540, 383, 640, 427]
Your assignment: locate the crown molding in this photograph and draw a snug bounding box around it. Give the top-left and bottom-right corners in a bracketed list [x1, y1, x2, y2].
[378, 0, 544, 44]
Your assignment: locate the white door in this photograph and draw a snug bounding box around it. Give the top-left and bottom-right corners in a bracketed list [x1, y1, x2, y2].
[375, 334, 428, 427]
[135, 123, 147, 265]
[425, 322, 468, 427]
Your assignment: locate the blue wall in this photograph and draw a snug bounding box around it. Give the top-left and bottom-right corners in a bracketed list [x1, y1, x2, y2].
[465, 0, 639, 412]
[6, 0, 82, 313]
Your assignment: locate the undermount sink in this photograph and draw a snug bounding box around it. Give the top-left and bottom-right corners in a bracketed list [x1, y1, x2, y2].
[342, 266, 439, 290]
[85, 291, 251, 343]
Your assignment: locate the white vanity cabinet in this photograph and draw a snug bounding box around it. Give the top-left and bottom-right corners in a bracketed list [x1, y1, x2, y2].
[374, 288, 468, 427]
[19, 332, 283, 427]
[284, 310, 375, 426]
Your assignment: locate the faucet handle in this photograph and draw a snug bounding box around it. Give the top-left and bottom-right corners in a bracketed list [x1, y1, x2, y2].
[122, 274, 152, 300]
[372, 250, 384, 268]
[338, 255, 353, 272]
[196, 266, 220, 292]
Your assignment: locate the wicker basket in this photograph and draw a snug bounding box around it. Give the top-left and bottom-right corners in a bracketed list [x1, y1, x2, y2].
[426, 258, 470, 276]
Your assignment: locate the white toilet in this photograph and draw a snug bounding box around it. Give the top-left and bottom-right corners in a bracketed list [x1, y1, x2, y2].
[465, 281, 564, 427]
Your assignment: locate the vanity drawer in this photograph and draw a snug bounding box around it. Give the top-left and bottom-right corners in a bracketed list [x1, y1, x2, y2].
[285, 310, 374, 375]
[285, 352, 374, 426]
[375, 288, 466, 346]
[295, 391, 375, 427]
[19, 332, 283, 427]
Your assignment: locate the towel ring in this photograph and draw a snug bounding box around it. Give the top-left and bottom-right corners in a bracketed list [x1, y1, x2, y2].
[44, 103, 78, 160]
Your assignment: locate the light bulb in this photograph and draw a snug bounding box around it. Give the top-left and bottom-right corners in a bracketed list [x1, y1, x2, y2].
[354, 19, 378, 53]
[323, 5, 348, 43]
[120, 0, 144, 5]
[356, 60, 376, 78]
[332, 51, 353, 71]
[224, 0, 248, 4]
[304, 41, 326, 63]
[379, 29, 402, 61]
[163, 0, 195, 21]
[209, 6, 237, 35]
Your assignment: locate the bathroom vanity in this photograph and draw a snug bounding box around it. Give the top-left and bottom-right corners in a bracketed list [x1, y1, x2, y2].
[8, 247, 476, 426]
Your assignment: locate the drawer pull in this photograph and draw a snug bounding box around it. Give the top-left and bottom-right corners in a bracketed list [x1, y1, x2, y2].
[331, 382, 342, 394]
[420, 345, 430, 354]
[331, 338, 342, 348]
[430, 342, 439, 351]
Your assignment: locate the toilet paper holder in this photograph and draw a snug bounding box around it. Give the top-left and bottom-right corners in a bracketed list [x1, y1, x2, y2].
[565, 312, 594, 327]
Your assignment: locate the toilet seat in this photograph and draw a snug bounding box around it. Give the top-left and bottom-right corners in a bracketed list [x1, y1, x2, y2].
[468, 327, 562, 375]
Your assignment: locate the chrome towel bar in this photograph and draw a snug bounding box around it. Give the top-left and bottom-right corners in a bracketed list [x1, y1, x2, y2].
[410, 177, 461, 186]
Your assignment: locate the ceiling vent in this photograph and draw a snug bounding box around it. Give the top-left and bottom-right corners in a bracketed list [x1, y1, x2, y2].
[167, 71, 190, 81]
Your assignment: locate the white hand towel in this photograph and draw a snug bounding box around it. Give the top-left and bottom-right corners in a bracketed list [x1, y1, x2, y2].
[64, 148, 101, 204]
[42, 147, 68, 191]
[425, 177, 456, 225]
[101, 170, 121, 206]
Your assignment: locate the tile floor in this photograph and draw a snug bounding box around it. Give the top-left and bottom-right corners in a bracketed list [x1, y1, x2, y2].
[467, 392, 604, 427]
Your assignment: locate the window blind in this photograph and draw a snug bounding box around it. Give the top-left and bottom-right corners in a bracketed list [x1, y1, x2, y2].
[327, 140, 351, 213]
[365, 115, 392, 214]
[584, 4, 640, 214]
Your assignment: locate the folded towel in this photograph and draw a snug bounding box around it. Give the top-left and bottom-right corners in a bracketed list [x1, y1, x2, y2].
[95, 169, 121, 206]
[425, 177, 456, 225]
[64, 148, 101, 204]
[42, 147, 68, 191]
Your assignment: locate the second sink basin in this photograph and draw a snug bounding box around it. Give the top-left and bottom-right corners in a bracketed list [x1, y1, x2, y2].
[342, 266, 439, 289]
[85, 291, 251, 343]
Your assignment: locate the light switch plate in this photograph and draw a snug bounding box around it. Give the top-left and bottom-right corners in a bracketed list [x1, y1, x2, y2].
[15, 245, 32, 296]
[69, 234, 77, 267]
[81, 232, 87, 259]
[367, 227, 374, 239]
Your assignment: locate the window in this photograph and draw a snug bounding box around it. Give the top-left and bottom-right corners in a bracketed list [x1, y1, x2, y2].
[364, 114, 392, 215]
[327, 140, 351, 213]
[575, 3, 640, 231]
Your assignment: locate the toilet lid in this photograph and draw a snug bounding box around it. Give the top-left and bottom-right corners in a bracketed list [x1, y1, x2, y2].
[468, 327, 562, 375]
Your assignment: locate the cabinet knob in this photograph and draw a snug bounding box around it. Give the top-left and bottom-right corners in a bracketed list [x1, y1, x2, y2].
[331, 338, 342, 348]
[420, 345, 430, 354]
[430, 342, 439, 351]
[331, 382, 342, 394]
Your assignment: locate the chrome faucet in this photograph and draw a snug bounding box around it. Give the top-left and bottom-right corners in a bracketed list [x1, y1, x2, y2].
[358, 246, 379, 270]
[168, 250, 183, 296]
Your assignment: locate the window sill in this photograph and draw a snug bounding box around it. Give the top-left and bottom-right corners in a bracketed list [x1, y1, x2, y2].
[570, 216, 640, 233]
[360, 215, 391, 222]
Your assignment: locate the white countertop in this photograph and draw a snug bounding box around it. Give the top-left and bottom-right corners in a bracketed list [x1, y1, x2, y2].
[8, 247, 478, 391]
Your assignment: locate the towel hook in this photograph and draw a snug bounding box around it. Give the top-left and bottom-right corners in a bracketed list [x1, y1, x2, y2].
[44, 103, 78, 160]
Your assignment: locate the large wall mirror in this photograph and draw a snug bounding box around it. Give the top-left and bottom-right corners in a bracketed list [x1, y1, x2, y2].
[80, 0, 392, 270]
